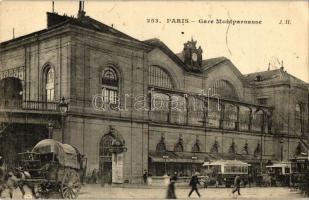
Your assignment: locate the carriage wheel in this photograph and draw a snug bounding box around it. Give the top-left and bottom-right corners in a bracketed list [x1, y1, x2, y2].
[61, 169, 81, 199]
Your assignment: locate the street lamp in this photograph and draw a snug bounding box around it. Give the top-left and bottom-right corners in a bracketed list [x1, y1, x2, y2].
[59, 97, 68, 143]
[192, 156, 198, 174]
[280, 138, 284, 162]
[48, 120, 54, 139]
[162, 155, 169, 175]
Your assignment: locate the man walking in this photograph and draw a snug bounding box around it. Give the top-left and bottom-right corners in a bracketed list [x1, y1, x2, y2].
[232, 175, 241, 197]
[143, 170, 148, 184]
[188, 172, 201, 198]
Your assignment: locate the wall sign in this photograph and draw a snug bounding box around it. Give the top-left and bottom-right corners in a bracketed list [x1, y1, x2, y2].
[0, 66, 24, 81]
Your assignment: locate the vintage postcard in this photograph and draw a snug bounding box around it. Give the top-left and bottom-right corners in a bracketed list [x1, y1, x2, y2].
[0, 1, 308, 199]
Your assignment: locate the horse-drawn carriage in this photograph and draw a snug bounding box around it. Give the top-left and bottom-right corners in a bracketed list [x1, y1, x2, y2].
[17, 139, 82, 199]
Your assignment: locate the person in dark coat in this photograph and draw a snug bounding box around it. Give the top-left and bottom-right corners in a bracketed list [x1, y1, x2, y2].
[143, 170, 148, 184]
[188, 172, 201, 198]
[80, 155, 87, 185]
[166, 179, 177, 199]
[232, 175, 241, 196]
[170, 172, 178, 182]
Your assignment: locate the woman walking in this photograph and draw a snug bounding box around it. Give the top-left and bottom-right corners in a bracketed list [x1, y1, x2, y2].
[166, 179, 177, 199]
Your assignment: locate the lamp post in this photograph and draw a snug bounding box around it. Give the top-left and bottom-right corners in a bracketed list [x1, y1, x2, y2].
[48, 120, 54, 139]
[59, 97, 68, 143]
[162, 155, 169, 175]
[192, 156, 198, 174]
[280, 138, 284, 162]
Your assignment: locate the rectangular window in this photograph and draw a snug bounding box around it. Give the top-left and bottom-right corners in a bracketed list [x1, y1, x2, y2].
[257, 97, 268, 105]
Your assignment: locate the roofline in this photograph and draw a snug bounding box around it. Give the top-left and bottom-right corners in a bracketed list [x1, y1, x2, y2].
[1, 23, 152, 53]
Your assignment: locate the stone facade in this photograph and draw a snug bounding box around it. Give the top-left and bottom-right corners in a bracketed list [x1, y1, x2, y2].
[0, 10, 308, 184]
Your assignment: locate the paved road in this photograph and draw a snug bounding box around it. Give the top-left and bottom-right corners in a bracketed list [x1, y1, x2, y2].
[1, 184, 305, 199]
[77, 185, 304, 199]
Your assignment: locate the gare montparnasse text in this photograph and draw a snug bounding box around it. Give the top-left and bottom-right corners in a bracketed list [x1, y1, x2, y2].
[148, 18, 262, 25]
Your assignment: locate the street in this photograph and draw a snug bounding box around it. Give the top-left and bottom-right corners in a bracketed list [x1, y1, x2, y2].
[1, 184, 305, 199]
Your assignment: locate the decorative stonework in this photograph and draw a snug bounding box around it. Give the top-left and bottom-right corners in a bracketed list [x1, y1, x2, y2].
[156, 134, 167, 152]
[242, 140, 249, 155]
[192, 135, 201, 152]
[183, 38, 203, 71]
[295, 141, 304, 156]
[174, 134, 184, 152]
[254, 141, 261, 157]
[0, 66, 24, 81]
[228, 139, 237, 154]
[210, 137, 219, 153]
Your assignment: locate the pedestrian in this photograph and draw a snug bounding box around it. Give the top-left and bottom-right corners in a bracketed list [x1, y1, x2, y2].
[203, 174, 209, 188]
[231, 175, 241, 197]
[91, 169, 98, 184]
[143, 170, 148, 184]
[188, 172, 201, 198]
[248, 173, 252, 188]
[80, 155, 87, 185]
[166, 179, 177, 199]
[170, 171, 178, 182]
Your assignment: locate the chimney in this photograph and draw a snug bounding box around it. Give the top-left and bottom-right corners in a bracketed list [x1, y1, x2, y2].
[47, 12, 70, 28]
[77, 1, 86, 19]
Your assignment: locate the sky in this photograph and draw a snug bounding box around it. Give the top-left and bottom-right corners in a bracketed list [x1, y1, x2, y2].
[0, 1, 308, 82]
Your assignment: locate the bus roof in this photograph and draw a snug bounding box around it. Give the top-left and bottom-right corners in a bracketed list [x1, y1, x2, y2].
[203, 159, 250, 166]
[266, 163, 291, 168]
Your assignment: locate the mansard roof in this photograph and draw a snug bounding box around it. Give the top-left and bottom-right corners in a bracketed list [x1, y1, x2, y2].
[245, 68, 309, 88]
[1, 12, 144, 48]
[144, 38, 234, 73]
[49, 13, 139, 42]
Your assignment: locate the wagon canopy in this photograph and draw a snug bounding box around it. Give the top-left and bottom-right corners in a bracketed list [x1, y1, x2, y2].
[32, 139, 80, 169]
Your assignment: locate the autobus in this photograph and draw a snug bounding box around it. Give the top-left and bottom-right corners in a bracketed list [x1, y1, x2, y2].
[202, 160, 250, 187]
[265, 162, 291, 186]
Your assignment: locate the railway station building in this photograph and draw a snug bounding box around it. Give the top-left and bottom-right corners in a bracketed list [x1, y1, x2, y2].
[0, 5, 308, 184]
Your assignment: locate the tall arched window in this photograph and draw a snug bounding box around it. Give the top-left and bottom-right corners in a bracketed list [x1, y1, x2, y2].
[102, 67, 119, 107]
[148, 65, 174, 89]
[149, 65, 176, 123]
[45, 67, 55, 102]
[295, 104, 303, 134]
[209, 80, 238, 100]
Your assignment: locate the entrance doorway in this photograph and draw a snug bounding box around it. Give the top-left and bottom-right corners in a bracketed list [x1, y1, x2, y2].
[99, 134, 114, 185]
[0, 77, 23, 108]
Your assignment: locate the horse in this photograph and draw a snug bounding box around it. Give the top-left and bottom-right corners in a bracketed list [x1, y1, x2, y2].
[0, 158, 34, 199]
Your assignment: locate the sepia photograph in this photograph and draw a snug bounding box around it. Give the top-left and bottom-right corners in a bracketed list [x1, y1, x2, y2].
[0, 0, 308, 199]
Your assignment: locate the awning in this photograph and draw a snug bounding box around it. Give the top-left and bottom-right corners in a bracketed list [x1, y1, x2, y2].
[149, 151, 205, 164]
[149, 151, 274, 164]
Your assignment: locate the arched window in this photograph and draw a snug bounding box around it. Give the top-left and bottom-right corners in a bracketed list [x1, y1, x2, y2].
[156, 136, 167, 152]
[174, 142, 184, 152]
[210, 139, 219, 153]
[224, 103, 237, 130]
[192, 143, 200, 152]
[45, 67, 54, 102]
[295, 104, 303, 134]
[148, 65, 174, 89]
[209, 80, 238, 100]
[102, 67, 119, 107]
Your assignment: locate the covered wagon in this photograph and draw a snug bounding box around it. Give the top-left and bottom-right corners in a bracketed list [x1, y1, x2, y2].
[18, 139, 82, 199]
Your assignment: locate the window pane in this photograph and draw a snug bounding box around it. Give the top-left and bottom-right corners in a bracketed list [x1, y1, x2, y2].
[148, 65, 173, 89]
[46, 68, 54, 101]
